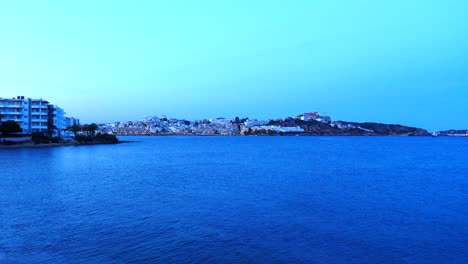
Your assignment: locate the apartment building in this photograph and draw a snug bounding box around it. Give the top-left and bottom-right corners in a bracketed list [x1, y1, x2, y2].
[65, 117, 80, 127]
[0, 96, 68, 135]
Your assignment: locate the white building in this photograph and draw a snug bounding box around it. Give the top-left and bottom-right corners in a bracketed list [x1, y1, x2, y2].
[210, 117, 234, 125]
[65, 117, 80, 127]
[0, 96, 72, 136]
[244, 119, 269, 127]
[54, 106, 65, 128]
[0, 96, 49, 134]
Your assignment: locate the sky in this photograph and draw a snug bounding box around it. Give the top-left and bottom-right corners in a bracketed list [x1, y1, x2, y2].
[0, 0, 467, 131]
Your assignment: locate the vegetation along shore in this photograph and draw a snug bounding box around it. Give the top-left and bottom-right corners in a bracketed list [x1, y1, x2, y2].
[0, 122, 121, 148]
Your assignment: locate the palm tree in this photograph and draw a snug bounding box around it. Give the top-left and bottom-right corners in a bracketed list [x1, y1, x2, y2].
[87, 123, 98, 136]
[68, 124, 81, 138]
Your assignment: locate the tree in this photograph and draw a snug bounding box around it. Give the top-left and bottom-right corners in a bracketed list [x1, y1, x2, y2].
[48, 125, 57, 137]
[87, 123, 98, 136]
[0, 120, 23, 136]
[68, 124, 81, 137]
[61, 127, 68, 137]
[82, 123, 98, 136]
[81, 125, 89, 136]
[55, 125, 62, 138]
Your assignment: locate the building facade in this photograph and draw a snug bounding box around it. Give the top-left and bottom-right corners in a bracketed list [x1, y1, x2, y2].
[65, 117, 80, 127]
[0, 96, 71, 136]
[302, 112, 331, 123]
[302, 112, 320, 121]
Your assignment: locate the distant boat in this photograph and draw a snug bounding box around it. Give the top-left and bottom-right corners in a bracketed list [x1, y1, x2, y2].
[432, 132, 438, 137]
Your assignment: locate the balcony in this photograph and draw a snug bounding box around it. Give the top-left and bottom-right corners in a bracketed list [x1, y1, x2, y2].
[31, 105, 48, 109]
[1, 118, 23, 122]
[31, 125, 48, 129]
[0, 104, 24, 108]
[0, 111, 23, 115]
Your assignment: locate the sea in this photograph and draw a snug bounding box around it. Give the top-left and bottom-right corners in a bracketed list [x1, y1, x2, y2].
[0, 136, 467, 263]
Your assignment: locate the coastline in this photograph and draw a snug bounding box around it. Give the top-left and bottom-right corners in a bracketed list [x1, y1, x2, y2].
[1, 135, 461, 149]
[0, 141, 132, 149]
[113, 133, 433, 137]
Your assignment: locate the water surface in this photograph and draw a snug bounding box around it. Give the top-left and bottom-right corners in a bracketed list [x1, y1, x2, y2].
[1, 136, 467, 263]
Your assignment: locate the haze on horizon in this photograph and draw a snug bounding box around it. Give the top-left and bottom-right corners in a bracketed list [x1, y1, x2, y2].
[1, 0, 467, 132]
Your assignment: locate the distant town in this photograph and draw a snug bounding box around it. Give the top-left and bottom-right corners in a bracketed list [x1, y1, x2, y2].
[95, 113, 432, 136]
[1, 96, 467, 139]
[98, 113, 329, 136]
[96, 114, 465, 137]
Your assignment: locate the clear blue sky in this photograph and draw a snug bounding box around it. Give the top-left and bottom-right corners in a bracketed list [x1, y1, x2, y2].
[1, 0, 467, 131]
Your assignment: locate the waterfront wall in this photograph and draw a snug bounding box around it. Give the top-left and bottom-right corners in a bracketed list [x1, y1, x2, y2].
[1, 136, 32, 142]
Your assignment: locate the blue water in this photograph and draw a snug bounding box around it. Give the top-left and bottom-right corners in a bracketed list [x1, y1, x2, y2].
[0, 136, 466, 263]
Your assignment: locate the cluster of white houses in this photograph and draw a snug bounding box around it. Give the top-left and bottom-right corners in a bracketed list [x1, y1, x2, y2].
[0, 96, 79, 136]
[97, 112, 334, 135]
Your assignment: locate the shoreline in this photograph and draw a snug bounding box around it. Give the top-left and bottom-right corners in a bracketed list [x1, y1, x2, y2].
[113, 134, 435, 137]
[0, 141, 132, 149]
[1, 135, 462, 149]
